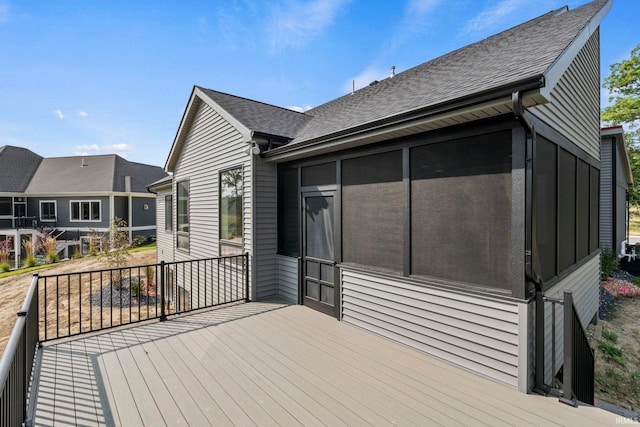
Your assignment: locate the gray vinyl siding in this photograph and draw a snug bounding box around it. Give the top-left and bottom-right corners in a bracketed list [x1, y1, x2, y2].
[600, 138, 614, 250]
[530, 30, 600, 160]
[170, 100, 253, 302]
[542, 255, 599, 384]
[131, 196, 156, 227]
[276, 255, 298, 303]
[172, 101, 252, 261]
[253, 157, 278, 300]
[155, 188, 173, 264]
[616, 185, 627, 249]
[341, 269, 521, 388]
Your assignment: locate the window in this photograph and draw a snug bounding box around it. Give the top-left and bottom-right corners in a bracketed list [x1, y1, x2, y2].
[70, 201, 101, 221]
[342, 150, 403, 271]
[220, 168, 242, 255]
[40, 201, 57, 221]
[278, 168, 299, 256]
[411, 131, 512, 288]
[177, 181, 189, 250]
[0, 197, 11, 216]
[165, 195, 173, 231]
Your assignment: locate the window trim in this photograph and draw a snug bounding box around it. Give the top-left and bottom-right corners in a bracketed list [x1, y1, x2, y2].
[69, 200, 101, 222]
[176, 180, 190, 251]
[219, 166, 244, 255]
[39, 200, 57, 222]
[164, 195, 173, 232]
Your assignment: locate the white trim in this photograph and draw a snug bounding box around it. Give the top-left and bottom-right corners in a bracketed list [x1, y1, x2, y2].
[69, 200, 102, 222]
[517, 302, 531, 393]
[39, 200, 57, 222]
[23, 192, 156, 198]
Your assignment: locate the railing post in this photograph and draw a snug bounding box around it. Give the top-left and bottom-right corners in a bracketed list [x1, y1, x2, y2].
[160, 261, 166, 321]
[560, 290, 577, 407]
[533, 289, 547, 394]
[245, 253, 250, 303]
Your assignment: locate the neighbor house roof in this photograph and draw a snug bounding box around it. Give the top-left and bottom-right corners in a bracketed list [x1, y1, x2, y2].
[602, 125, 634, 185]
[25, 154, 168, 194]
[0, 146, 43, 193]
[166, 0, 610, 167]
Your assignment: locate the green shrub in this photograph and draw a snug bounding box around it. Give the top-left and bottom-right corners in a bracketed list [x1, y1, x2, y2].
[602, 329, 618, 343]
[0, 262, 10, 272]
[600, 247, 619, 279]
[599, 341, 626, 366]
[23, 256, 37, 268]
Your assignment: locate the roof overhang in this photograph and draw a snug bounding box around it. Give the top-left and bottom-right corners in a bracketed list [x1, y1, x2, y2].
[164, 86, 253, 172]
[602, 125, 633, 185]
[264, 80, 545, 163]
[147, 174, 173, 193]
[540, 0, 612, 100]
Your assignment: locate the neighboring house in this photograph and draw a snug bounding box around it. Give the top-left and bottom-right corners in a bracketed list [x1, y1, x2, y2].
[0, 146, 168, 267]
[600, 125, 634, 255]
[152, 0, 610, 393]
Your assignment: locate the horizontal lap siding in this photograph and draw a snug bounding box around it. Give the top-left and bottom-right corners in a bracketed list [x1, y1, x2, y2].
[254, 158, 277, 300]
[542, 255, 599, 383]
[155, 188, 173, 263]
[341, 269, 520, 388]
[276, 255, 298, 303]
[600, 139, 613, 250]
[530, 31, 600, 160]
[173, 101, 251, 262]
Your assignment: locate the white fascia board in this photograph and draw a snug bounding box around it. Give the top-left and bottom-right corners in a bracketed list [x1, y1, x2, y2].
[540, 0, 612, 100]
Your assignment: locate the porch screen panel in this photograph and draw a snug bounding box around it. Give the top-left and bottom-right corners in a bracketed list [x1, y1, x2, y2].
[278, 168, 299, 257]
[0, 198, 11, 216]
[558, 148, 576, 271]
[342, 150, 403, 271]
[589, 167, 599, 253]
[301, 162, 336, 187]
[576, 159, 590, 260]
[535, 136, 557, 281]
[410, 131, 512, 289]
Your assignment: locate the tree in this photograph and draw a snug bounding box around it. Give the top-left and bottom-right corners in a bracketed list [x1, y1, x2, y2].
[602, 44, 640, 131]
[603, 44, 640, 208]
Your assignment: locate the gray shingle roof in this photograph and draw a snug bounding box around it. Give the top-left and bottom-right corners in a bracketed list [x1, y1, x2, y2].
[0, 146, 43, 192]
[194, 0, 607, 149]
[198, 88, 312, 139]
[25, 154, 167, 194]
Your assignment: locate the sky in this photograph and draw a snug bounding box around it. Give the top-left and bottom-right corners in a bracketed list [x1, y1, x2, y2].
[0, 0, 638, 168]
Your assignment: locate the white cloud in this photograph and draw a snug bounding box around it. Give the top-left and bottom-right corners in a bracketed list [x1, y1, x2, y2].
[461, 0, 555, 38]
[78, 111, 88, 118]
[75, 144, 100, 152]
[104, 143, 134, 152]
[287, 105, 313, 113]
[268, 0, 349, 52]
[54, 109, 64, 120]
[342, 66, 391, 94]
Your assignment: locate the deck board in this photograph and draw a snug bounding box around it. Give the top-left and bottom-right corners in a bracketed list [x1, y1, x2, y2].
[31, 301, 620, 426]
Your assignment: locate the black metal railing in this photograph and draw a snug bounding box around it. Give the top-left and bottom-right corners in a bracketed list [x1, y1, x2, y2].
[39, 253, 250, 342]
[560, 290, 595, 406]
[542, 290, 595, 406]
[0, 274, 39, 427]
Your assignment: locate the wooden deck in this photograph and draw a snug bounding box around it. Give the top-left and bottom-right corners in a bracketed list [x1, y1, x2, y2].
[31, 301, 618, 426]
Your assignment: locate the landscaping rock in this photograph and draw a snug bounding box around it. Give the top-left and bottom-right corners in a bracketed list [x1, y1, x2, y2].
[599, 287, 616, 320]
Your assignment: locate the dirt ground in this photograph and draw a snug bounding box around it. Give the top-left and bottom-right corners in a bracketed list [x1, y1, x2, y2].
[0, 249, 156, 356]
[594, 295, 640, 411]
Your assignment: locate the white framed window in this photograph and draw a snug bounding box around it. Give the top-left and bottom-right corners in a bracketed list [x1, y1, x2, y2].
[39, 200, 57, 222]
[70, 200, 101, 222]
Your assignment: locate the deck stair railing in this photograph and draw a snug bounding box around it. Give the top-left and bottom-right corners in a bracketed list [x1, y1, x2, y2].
[0, 253, 249, 426]
[543, 290, 595, 406]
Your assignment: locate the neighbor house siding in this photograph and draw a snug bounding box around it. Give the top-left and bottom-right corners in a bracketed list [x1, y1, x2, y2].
[600, 138, 614, 250]
[171, 100, 252, 261]
[542, 255, 599, 384]
[341, 269, 521, 388]
[616, 142, 629, 249]
[253, 157, 278, 300]
[530, 30, 600, 160]
[276, 255, 298, 303]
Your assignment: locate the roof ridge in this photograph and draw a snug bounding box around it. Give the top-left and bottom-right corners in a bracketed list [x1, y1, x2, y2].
[197, 86, 309, 117]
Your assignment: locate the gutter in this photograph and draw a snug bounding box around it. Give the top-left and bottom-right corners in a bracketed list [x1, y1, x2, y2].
[263, 75, 545, 160]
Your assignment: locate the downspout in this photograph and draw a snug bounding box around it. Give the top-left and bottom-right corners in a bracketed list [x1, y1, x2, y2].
[512, 91, 548, 394]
